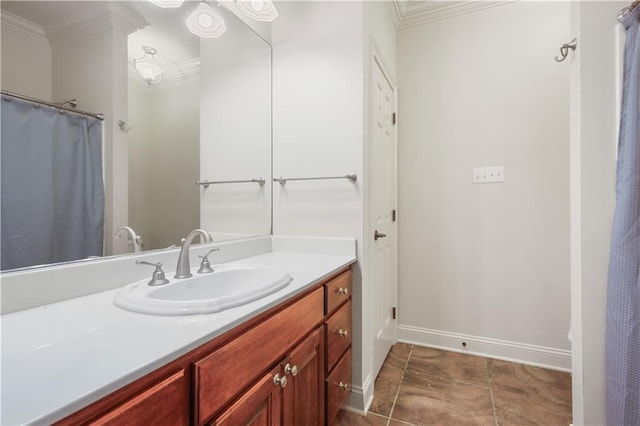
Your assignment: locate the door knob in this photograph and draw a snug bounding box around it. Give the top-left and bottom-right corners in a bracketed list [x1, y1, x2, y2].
[374, 230, 387, 240]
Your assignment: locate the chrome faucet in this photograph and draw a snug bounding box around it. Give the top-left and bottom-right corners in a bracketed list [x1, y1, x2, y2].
[115, 226, 143, 253]
[175, 229, 213, 279]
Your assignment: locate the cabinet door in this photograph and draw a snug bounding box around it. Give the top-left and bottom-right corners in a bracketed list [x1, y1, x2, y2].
[282, 328, 324, 426]
[91, 370, 188, 426]
[211, 366, 283, 426]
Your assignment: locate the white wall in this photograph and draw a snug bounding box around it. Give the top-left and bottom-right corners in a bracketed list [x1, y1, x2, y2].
[200, 24, 272, 240]
[0, 11, 52, 100]
[127, 82, 152, 249]
[397, 2, 572, 370]
[271, 0, 367, 408]
[570, 2, 623, 423]
[128, 79, 200, 251]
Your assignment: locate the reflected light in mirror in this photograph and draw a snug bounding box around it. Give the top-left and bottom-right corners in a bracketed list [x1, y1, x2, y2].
[186, 3, 226, 38]
[235, 0, 278, 21]
[133, 46, 163, 86]
[251, 0, 264, 11]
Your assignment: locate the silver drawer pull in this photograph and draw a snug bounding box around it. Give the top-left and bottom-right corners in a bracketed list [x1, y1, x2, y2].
[338, 287, 349, 296]
[273, 374, 287, 388]
[339, 382, 351, 391]
[284, 363, 298, 376]
[337, 329, 348, 338]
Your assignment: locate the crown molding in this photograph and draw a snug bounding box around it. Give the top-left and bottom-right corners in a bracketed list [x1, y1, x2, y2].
[0, 10, 50, 49]
[128, 58, 201, 88]
[385, 1, 402, 30]
[390, 0, 515, 29]
[46, 2, 147, 47]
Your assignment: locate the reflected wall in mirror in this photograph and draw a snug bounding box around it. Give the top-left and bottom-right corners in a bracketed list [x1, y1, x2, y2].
[0, 0, 272, 271]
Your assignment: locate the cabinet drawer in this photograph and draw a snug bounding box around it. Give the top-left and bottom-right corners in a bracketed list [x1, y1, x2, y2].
[326, 348, 352, 425]
[324, 270, 352, 315]
[195, 287, 324, 424]
[91, 369, 188, 426]
[325, 301, 352, 373]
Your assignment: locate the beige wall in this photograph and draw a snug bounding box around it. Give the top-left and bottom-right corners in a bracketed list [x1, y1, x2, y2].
[0, 12, 52, 101]
[128, 79, 200, 251]
[397, 2, 571, 369]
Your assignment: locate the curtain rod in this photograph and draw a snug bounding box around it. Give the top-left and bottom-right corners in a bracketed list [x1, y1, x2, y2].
[619, 1, 639, 22]
[0, 90, 105, 121]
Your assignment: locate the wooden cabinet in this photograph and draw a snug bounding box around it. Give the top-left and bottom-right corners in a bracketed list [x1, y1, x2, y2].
[211, 327, 324, 426]
[282, 328, 324, 426]
[93, 369, 188, 426]
[211, 366, 282, 426]
[326, 348, 353, 423]
[324, 270, 353, 425]
[57, 268, 352, 426]
[195, 288, 324, 424]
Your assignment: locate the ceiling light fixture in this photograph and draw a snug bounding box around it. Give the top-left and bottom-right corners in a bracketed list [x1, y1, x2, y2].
[149, 0, 184, 8]
[235, 0, 278, 21]
[134, 46, 163, 86]
[186, 3, 226, 38]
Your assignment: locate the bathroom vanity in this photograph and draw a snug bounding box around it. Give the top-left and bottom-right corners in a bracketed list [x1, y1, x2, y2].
[1, 236, 356, 425]
[58, 269, 352, 425]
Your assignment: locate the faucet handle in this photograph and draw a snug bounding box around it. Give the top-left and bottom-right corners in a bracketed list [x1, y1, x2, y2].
[136, 261, 170, 286]
[197, 248, 220, 274]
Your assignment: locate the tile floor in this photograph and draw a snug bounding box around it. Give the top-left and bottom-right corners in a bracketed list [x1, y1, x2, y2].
[337, 343, 572, 426]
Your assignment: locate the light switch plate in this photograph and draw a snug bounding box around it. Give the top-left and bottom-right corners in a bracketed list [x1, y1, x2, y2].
[473, 166, 504, 183]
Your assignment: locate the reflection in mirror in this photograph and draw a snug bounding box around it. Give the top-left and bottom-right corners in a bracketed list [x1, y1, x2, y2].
[0, 0, 272, 271]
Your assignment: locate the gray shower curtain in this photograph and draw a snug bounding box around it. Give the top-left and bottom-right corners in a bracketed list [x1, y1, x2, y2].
[1, 96, 105, 270]
[606, 5, 640, 425]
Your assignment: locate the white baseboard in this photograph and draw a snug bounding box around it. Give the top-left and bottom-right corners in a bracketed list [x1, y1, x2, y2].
[342, 373, 374, 414]
[399, 325, 571, 372]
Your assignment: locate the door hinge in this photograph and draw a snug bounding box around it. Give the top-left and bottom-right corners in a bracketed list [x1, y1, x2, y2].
[392, 112, 397, 125]
[392, 307, 397, 320]
[392, 209, 396, 222]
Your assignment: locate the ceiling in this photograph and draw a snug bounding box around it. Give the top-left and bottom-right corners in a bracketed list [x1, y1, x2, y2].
[1, 1, 201, 65]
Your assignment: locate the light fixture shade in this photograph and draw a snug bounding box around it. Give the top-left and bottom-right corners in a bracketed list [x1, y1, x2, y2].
[186, 3, 226, 38]
[149, 0, 184, 8]
[134, 46, 163, 86]
[235, 0, 278, 22]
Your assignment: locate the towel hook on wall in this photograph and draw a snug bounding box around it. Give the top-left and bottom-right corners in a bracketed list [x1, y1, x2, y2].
[118, 120, 132, 133]
[554, 38, 577, 62]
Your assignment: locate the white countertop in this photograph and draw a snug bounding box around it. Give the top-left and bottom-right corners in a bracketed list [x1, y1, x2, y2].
[1, 247, 356, 425]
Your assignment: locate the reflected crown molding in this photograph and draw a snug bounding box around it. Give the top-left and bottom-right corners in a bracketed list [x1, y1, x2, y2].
[128, 58, 200, 87]
[387, 0, 515, 29]
[0, 10, 50, 49]
[45, 2, 148, 47]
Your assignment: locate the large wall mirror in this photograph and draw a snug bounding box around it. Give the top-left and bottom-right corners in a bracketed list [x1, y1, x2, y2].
[0, 0, 272, 272]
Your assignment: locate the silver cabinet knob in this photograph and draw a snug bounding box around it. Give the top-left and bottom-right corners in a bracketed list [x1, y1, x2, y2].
[338, 287, 349, 296]
[284, 363, 298, 376]
[339, 382, 351, 391]
[273, 374, 287, 388]
[337, 329, 348, 338]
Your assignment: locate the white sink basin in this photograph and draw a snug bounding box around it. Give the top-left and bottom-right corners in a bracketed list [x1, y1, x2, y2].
[114, 264, 292, 316]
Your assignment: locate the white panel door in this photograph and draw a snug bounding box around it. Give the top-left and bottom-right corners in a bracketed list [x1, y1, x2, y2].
[369, 55, 398, 378]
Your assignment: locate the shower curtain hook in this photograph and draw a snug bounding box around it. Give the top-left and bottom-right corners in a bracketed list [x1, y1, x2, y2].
[555, 38, 577, 62]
